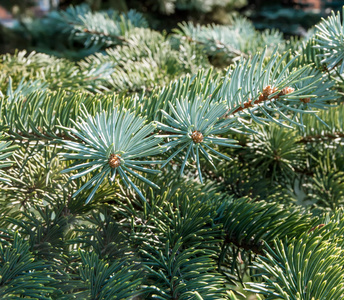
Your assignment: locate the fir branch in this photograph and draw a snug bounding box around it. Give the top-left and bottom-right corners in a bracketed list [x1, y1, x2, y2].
[60, 106, 163, 203]
[0, 232, 56, 299]
[299, 131, 344, 143]
[0, 137, 17, 184]
[222, 49, 337, 127]
[314, 6, 344, 72]
[175, 17, 285, 66]
[220, 198, 315, 256]
[76, 250, 142, 299]
[247, 216, 344, 299]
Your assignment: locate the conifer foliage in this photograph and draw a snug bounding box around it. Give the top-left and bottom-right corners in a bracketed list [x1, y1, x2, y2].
[0, 4, 344, 299]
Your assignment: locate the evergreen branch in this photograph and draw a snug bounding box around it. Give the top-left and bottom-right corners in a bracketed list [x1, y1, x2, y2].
[0, 50, 114, 93]
[175, 17, 284, 65]
[183, 34, 247, 58]
[79, 28, 208, 93]
[240, 124, 307, 182]
[247, 216, 344, 299]
[302, 153, 344, 210]
[222, 49, 337, 126]
[52, 4, 148, 48]
[220, 198, 315, 256]
[299, 131, 344, 143]
[0, 148, 69, 208]
[156, 81, 240, 182]
[4, 206, 70, 262]
[298, 104, 344, 144]
[0, 137, 17, 184]
[141, 241, 228, 299]
[71, 210, 133, 261]
[132, 191, 228, 298]
[314, 6, 344, 72]
[0, 232, 56, 299]
[60, 106, 163, 203]
[293, 38, 323, 69]
[0, 89, 116, 141]
[76, 250, 142, 299]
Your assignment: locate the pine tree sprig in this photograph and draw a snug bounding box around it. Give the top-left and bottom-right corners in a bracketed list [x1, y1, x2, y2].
[77, 250, 142, 299]
[0, 232, 56, 299]
[314, 6, 344, 72]
[60, 105, 163, 203]
[222, 49, 337, 127]
[156, 94, 239, 183]
[247, 220, 344, 299]
[0, 138, 17, 184]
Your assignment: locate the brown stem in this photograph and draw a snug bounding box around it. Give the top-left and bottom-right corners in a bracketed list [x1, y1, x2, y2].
[299, 132, 344, 143]
[226, 86, 295, 117]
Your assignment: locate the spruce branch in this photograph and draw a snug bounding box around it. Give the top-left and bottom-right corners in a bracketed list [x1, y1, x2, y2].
[0, 50, 115, 93]
[0, 137, 17, 185]
[222, 49, 337, 127]
[293, 39, 323, 69]
[60, 106, 163, 203]
[0, 232, 56, 299]
[175, 17, 284, 65]
[54, 4, 148, 48]
[314, 6, 344, 72]
[299, 104, 344, 145]
[247, 223, 344, 299]
[4, 205, 70, 262]
[133, 191, 227, 299]
[156, 94, 240, 183]
[141, 240, 228, 299]
[77, 250, 142, 299]
[220, 198, 314, 257]
[302, 152, 344, 210]
[0, 148, 69, 208]
[244, 124, 307, 182]
[71, 209, 133, 261]
[79, 27, 207, 93]
[0, 89, 117, 141]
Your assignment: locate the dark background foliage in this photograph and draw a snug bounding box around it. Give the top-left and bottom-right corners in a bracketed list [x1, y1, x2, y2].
[0, 0, 342, 54]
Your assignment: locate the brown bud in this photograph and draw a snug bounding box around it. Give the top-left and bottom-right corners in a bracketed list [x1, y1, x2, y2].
[300, 98, 311, 103]
[280, 86, 295, 95]
[108, 154, 121, 168]
[263, 85, 279, 97]
[191, 131, 203, 143]
[259, 85, 279, 101]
